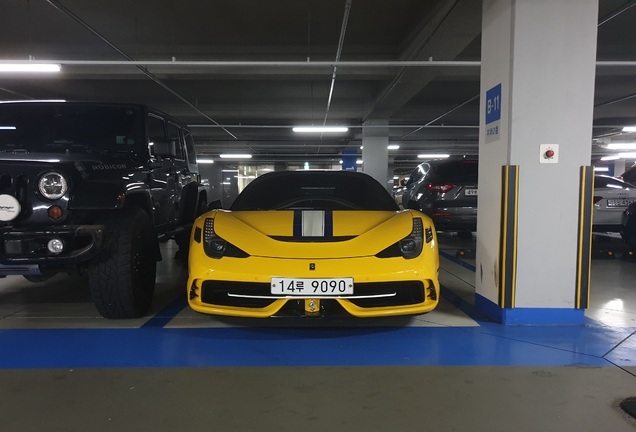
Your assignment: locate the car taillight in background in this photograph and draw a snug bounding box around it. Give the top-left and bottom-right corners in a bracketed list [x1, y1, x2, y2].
[425, 183, 455, 193]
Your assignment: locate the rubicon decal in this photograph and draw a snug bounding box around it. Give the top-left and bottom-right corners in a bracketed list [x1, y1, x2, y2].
[91, 164, 128, 170]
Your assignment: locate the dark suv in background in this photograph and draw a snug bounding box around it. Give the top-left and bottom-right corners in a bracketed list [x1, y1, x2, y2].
[398, 157, 478, 234]
[620, 163, 636, 187]
[0, 101, 207, 318]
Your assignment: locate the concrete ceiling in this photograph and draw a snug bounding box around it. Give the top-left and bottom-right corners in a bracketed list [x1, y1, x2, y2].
[1, 0, 636, 173]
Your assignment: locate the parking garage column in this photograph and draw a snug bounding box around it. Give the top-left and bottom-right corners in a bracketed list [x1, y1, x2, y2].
[362, 120, 390, 189]
[614, 159, 626, 178]
[475, 0, 598, 324]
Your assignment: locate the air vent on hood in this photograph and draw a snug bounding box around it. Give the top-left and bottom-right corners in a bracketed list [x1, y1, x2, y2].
[269, 235, 356, 243]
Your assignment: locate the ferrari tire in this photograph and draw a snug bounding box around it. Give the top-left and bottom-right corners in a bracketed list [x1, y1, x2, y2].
[88, 208, 157, 319]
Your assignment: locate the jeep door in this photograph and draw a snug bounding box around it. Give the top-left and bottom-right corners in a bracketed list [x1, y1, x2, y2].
[147, 114, 179, 228]
[166, 122, 196, 222]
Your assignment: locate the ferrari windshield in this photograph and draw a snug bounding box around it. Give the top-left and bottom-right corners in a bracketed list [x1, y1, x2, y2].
[0, 103, 145, 153]
[231, 171, 400, 211]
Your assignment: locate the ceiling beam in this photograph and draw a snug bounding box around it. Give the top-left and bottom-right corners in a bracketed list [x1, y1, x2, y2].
[364, 0, 482, 121]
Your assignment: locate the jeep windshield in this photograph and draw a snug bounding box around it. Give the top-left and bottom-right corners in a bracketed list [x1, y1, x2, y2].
[0, 103, 145, 155]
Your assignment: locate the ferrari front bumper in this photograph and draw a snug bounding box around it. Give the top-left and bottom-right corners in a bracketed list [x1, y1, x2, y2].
[187, 254, 440, 318]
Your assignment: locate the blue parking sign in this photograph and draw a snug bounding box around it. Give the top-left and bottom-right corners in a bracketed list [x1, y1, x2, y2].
[485, 84, 501, 125]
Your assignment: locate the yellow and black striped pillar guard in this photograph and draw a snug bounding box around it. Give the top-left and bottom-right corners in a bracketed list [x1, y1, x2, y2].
[576, 166, 594, 309]
[498, 165, 519, 308]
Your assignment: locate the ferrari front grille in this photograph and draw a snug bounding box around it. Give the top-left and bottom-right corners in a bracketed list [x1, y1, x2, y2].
[347, 282, 425, 307]
[200, 281, 276, 308]
[199, 280, 426, 309]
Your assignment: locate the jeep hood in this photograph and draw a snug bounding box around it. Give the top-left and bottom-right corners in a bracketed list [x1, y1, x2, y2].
[0, 152, 141, 178]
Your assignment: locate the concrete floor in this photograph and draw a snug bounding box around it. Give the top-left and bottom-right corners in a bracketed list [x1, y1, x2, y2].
[0, 234, 635, 431]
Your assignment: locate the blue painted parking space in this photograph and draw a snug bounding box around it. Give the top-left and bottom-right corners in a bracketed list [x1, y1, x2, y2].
[0, 312, 632, 369]
[0, 241, 634, 369]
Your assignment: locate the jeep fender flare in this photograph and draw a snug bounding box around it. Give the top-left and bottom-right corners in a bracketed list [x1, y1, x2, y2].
[71, 183, 154, 217]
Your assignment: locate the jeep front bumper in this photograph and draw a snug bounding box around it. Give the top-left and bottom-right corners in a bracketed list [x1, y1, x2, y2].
[0, 225, 106, 270]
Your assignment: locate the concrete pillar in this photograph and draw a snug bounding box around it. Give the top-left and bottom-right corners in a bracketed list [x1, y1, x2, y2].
[614, 159, 626, 178]
[476, 0, 599, 324]
[362, 120, 389, 188]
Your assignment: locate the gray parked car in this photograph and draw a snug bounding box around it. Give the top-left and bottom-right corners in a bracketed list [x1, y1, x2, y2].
[400, 157, 478, 234]
[593, 175, 636, 232]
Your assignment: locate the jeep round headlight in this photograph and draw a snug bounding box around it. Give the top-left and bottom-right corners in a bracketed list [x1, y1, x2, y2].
[38, 172, 68, 200]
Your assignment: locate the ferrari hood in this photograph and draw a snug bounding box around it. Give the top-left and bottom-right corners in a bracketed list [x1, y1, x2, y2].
[208, 209, 421, 259]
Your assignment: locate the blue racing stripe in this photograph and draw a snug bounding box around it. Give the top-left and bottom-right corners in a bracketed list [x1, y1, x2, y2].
[324, 210, 333, 237]
[293, 209, 302, 237]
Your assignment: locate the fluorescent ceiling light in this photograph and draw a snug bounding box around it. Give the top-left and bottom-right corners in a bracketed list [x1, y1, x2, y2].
[0, 99, 66, 104]
[622, 126, 636, 132]
[418, 154, 450, 159]
[600, 155, 620, 161]
[0, 126, 16, 130]
[618, 152, 636, 159]
[594, 167, 609, 172]
[292, 126, 348, 133]
[0, 64, 61, 73]
[606, 143, 636, 150]
[222, 169, 239, 172]
[360, 144, 400, 150]
[338, 160, 363, 165]
[219, 154, 252, 159]
[197, 159, 214, 164]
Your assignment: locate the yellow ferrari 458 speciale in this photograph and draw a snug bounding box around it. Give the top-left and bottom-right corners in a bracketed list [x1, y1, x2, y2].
[187, 171, 440, 318]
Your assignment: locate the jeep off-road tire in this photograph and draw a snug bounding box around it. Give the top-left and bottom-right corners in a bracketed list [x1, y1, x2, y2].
[88, 208, 157, 319]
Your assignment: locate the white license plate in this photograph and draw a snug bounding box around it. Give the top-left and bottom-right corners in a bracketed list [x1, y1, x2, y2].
[607, 199, 635, 208]
[464, 188, 478, 196]
[271, 277, 354, 296]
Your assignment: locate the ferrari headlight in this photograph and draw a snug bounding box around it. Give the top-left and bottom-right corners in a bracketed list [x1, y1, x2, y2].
[203, 218, 227, 258]
[202, 218, 249, 259]
[375, 217, 426, 259]
[38, 172, 68, 200]
[399, 218, 424, 259]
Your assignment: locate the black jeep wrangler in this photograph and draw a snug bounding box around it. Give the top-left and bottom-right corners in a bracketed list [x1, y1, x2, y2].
[0, 101, 207, 318]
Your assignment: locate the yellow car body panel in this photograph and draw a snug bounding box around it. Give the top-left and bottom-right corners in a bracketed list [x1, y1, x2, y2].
[212, 210, 412, 259]
[187, 209, 440, 318]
